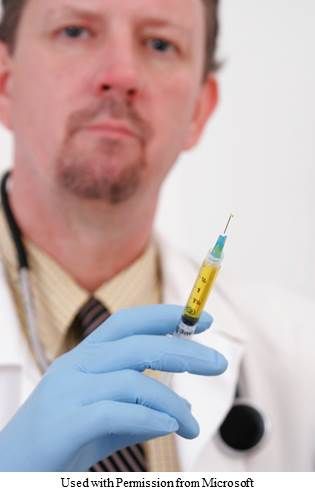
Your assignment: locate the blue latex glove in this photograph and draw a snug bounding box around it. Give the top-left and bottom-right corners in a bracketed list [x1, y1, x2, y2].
[0, 304, 227, 471]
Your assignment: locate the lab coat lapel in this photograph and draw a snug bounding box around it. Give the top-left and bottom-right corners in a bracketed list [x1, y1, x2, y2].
[0, 262, 25, 427]
[0, 262, 23, 367]
[172, 332, 244, 470]
[0, 261, 41, 428]
[157, 236, 246, 470]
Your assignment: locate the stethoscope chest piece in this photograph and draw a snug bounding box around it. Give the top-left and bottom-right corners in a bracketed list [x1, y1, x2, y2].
[218, 398, 266, 453]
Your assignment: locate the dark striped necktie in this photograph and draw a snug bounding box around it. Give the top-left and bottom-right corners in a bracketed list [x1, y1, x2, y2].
[68, 297, 147, 472]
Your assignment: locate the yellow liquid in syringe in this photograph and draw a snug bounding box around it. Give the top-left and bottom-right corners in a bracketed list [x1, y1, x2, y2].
[183, 260, 220, 325]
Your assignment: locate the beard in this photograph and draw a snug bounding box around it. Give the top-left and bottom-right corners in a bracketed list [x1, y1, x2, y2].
[55, 95, 151, 204]
[56, 134, 144, 204]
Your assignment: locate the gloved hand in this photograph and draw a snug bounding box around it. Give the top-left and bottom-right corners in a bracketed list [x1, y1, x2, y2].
[0, 304, 227, 471]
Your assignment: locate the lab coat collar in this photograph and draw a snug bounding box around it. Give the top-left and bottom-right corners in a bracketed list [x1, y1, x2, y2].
[157, 235, 246, 470]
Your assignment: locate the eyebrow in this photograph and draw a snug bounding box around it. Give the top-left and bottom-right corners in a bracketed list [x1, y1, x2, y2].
[137, 17, 191, 37]
[43, 6, 191, 36]
[43, 6, 102, 26]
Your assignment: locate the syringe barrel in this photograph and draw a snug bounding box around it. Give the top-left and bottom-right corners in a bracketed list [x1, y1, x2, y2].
[176, 256, 221, 336]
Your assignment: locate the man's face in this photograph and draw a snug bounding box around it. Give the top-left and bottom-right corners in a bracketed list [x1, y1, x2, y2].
[1, 0, 217, 203]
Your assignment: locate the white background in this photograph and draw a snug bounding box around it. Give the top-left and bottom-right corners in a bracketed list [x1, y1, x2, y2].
[1, 0, 315, 300]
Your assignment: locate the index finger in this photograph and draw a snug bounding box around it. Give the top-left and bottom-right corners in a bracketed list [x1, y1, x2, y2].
[84, 304, 213, 343]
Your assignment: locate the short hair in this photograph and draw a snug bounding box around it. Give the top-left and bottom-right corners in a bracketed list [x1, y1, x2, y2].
[0, 0, 28, 52]
[0, 0, 220, 75]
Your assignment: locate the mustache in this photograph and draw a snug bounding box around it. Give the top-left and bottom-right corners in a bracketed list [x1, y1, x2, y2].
[66, 96, 152, 142]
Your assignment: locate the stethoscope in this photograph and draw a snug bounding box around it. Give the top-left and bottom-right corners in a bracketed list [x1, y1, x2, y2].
[217, 377, 269, 455]
[1, 171, 50, 373]
[0, 170, 268, 454]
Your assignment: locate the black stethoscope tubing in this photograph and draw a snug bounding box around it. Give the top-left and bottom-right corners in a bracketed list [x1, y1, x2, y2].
[1, 171, 29, 268]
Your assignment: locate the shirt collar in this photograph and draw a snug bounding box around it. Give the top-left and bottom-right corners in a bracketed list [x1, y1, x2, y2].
[0, 203, 160, 337]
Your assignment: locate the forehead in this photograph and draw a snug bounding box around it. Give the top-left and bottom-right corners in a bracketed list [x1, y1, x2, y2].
[25, 0, 205, 31]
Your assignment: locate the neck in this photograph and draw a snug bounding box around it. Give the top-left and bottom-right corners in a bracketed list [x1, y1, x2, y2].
[9, 169, 159, 292]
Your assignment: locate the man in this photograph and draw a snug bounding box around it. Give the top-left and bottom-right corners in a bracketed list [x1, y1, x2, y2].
[0, 0, 314, 472]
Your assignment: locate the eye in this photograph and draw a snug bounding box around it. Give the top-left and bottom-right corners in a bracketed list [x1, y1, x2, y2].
[148, 38, 176, 53]
[61, 26, 91, 39]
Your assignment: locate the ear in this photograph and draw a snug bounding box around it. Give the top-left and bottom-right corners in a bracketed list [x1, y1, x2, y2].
[0, 41, 13, 130]
[183, 75, 218, 150]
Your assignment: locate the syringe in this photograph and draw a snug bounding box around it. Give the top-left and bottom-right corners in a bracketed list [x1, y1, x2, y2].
[176, 214, 233, 337]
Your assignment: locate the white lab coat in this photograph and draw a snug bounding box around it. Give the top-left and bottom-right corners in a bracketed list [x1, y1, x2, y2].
[0, 236, 315, 471]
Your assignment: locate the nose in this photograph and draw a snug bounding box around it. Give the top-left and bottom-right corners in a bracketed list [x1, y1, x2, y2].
[101, 82, 137, 100]
[93, 32, 142, 101]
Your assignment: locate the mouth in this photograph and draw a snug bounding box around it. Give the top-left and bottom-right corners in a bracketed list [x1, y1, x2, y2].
[83, 120, 138, 140]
